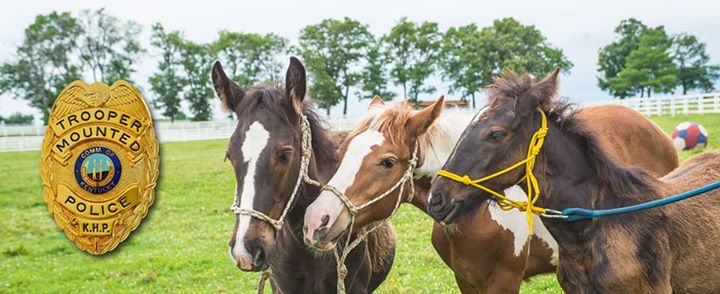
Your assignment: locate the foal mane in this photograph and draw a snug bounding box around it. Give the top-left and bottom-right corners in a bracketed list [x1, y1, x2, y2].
[489, 71, 661, 202]
[238, 86, 339, 170]
[349, 101, 472, 169]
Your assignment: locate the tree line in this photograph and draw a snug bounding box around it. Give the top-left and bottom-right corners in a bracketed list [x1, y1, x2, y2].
[0, 10, 717, 124]
[598, 18, 719, 99]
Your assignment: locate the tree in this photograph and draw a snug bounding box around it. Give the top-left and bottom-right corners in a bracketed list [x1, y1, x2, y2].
[0, 12, 83, 124]
[384, 18, 441, 102]
[178, 39, 214, 121]
[441, 19, 572, 107]
[211, 31, 289, 87]
[357, 41, 395, 100]
[2, 112, 34, 125]
[441, 24, 485, 108]
[482, 18, 572, 76]
[148, 23, 186, 122]
[78, 8, 144, 83]
[597, 19, 648, 98]
[672, 33, 720, 94]
[608, 27, 677, 98]
[298, 18, 373, 116]
[309, 72, 342, 116]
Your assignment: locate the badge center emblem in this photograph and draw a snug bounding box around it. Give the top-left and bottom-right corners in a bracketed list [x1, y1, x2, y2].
[75, 146, 122, 194]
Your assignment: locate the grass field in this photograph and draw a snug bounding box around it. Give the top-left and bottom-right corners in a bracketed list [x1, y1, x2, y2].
[1, 113, 718, 293]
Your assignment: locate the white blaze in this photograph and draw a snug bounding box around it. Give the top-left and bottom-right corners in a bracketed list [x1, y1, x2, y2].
[232, 121, 270, 261]
[326, 130, 385, 193]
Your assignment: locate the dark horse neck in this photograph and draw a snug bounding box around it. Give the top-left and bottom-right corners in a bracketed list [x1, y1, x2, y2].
[535, 117, 661, 238]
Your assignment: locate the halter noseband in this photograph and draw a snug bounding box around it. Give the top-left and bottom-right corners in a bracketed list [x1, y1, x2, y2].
[436, 109, 549, 236]
[230, 115, 320, 231]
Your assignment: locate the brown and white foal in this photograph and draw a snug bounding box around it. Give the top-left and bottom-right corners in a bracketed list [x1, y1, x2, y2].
[303, 93, 677, 292]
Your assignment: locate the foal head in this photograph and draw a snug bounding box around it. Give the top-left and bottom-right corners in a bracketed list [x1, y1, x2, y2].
[428, 69, 562, 224]
[303, 96, 444, 250]
[214, 57, 310, 271]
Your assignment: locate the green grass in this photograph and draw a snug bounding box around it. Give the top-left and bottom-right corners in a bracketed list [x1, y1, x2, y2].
[1, 113, 718, 293]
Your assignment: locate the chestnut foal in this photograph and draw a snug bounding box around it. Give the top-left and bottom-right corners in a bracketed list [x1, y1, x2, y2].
[304, 93, 676, 293]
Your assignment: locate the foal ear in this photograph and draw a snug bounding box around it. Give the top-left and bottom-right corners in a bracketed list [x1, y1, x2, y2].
[407, 95, 445, 136]
[285, 57, 306, 115]
[518, 68, 560, 116]
[212, 61, 244, 113]
[368, 95, 385, 110]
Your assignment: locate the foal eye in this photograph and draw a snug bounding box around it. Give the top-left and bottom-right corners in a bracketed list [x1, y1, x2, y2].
[490, 131, 505, 141]
[278, 149, 292, 163]
[380, 158, 396, 169]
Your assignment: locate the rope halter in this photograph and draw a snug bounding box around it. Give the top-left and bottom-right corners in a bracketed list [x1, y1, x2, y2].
[321, 144, 419, 293]
[437, 109, 549, 236]
[230, 115, 322, 294]
[230, 114, 321, 230]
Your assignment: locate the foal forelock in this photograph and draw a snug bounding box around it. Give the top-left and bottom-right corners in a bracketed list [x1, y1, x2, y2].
[350, 102, 477, 180]
[232, 120, 271, 260]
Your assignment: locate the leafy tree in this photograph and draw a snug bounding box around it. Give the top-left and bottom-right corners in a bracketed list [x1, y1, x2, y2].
[441, 19, 572, 107]
[441, 24, 485, 108]
[357, 41, 395, 100]
[148, 23, 186, 122]
[2, 112, 34, 125]
[0, 12, 83, 123]
[78, 8, 144, 83]
[597, 19, 648, 98]
[481, 18, 572, 76]
[384, 18, 441, 102]
[211, 31, 289, 87]
[672, 33, 720, 94]
[608, 27, 677, 98]
[309, 72, 342, 116]
[298, 18, 373, 116]
[178, 40, 214, 121]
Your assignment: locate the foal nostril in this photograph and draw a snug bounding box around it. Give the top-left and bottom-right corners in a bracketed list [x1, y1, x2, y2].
[320, 214, 329, 227]
[252, 246, 266, 268]
[429, 192, 445, 213]
[314, 226, 328, 242]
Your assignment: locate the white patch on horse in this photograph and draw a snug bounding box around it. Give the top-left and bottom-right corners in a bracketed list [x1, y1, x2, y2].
[415, 108, 477, 179]
[232, 121, 270, 261]
[487, 185, 557, 261]
[326, 130, 385, 193]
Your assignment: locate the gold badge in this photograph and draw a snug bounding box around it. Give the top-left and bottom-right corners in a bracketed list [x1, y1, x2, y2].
[40, 81, 159, 255]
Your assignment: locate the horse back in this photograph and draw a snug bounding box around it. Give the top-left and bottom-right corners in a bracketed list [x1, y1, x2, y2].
[660, 152, 720, 292]
[578, 104, 678, 176]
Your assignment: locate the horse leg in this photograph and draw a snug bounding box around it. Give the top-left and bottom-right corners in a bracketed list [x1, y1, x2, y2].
[482, 266, 525, 294]
[454, 274, 480, 294]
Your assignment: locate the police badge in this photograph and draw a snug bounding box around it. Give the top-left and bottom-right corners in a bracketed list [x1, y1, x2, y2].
[40, 81, 159, 255]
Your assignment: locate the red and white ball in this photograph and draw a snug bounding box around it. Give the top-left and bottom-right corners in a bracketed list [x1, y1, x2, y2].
[671, 122, 709, 151]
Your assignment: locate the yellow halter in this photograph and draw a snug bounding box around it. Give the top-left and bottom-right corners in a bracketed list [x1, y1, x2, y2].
[437, 109, 548, 235]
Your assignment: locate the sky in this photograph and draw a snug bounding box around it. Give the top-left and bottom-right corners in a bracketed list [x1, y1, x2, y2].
[1, 0, 719, 123]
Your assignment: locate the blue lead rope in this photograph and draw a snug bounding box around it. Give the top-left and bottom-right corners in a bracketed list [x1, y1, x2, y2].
[560, 181, 720, 222]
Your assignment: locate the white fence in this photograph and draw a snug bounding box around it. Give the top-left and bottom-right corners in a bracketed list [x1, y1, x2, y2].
[0, 118, 357, 152]
[1, 93, 719, 153]
[582, 93, 720, 116]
